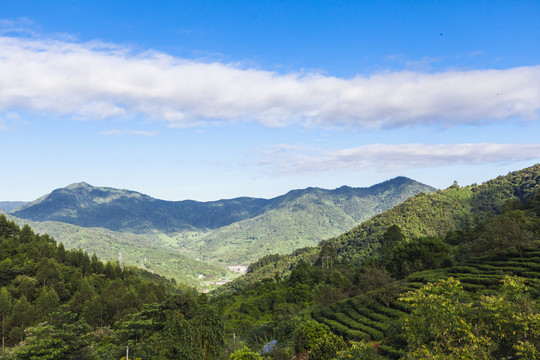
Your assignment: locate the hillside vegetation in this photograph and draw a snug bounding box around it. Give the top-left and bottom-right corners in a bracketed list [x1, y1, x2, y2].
[0, 215, 227, 359]
[8, 177, 433, 278]
[216, 164, 540, 359]
[0, 165, 538, 359]
[5, 217, 232, 288]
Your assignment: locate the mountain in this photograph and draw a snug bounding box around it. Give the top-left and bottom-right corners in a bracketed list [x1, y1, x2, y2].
[179, 176, 435, 264]
[12, 182, 268, 233]
[217, 164, 540, 359]
[10, 177, 435, 266]
[4, 215, 232, 287]
[0, 201, 27, 212]
[232, 164, 540, 285]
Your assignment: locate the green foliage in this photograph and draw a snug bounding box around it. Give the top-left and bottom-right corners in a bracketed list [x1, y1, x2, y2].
[388, 236, 450, 278]
[0, 218, 227, 359]
[400, 276, 540, 359]
[333, 164, 540, 263]
[334, 341, 383, 360]
[294, 321, 346, 360]
[10, 177, 434, 277]
[229, 346, 263, 360]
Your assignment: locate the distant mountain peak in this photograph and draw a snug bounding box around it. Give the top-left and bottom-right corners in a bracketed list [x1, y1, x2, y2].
[65, 182, 93, 190]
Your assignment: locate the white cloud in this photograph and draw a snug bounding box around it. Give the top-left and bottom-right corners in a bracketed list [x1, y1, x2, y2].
[100, 129, 158, 136]
[1, 35, 540, 129]
[261, 143, 540, 175]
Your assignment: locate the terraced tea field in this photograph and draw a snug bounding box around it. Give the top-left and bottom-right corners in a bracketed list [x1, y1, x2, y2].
[312, 247, 540, 358]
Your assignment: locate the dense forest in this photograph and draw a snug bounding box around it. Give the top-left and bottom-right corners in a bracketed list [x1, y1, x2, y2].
[0, 215, 226, 359]
[215, 165, 540, 359]
[0, 165, 538, 359]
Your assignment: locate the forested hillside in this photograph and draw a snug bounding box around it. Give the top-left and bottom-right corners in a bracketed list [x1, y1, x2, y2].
[0, 165, 538, 359]
[5, 217, 232, 287]
[237, 164, 540, 283]
[216, 164, 540, 359]
[8, 177, 433, 278]
[0, 204, 26, 213]
[0, 215, 227, 359]
[177, 176, 435, 264]
[11, 182, 268, 233]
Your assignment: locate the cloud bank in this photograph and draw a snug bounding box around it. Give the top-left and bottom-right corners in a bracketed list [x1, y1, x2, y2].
[1, 35, 540, 128]
[261, 143, 540, 175]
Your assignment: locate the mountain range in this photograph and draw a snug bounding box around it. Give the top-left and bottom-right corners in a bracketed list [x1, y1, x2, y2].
[7, 177, 435, 285]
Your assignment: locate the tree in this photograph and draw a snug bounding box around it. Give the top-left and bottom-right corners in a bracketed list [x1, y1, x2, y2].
[13, 305, 91, 359]
[380, 225, 405, 260]
[354, 266, 401, 306]
[476, 210, 535, 257]
[10, 295, 35, 343]
[35, 259, 62, 288]
[36, 287, 59, 323]
[319, 242, 337, 269]
[389, 236, 450, 278]
[229, 346, 263, 360]
[400, 276, 540, 359]
[192, 305, 225, 360]
[0, 287, 12, 351]
[295, 321, 346, 360]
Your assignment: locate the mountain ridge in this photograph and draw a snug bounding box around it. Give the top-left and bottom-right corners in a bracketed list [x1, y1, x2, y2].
[11, 177, 435, 237]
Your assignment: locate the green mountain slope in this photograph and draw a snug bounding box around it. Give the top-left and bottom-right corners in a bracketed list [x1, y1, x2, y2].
[216, 164, 540, 359]
[235, 164, 540, 287]
[0, 201, 27, 212]
[12, 182, 268, 233]
[179, 177, 435, 264]
[5, 216, 232, 288]
[10, 177, 434, 270]
[333, 164, 540, 262]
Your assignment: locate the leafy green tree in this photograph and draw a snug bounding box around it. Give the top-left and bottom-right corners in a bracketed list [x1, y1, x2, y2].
[319, 241, 337, 269]
[334, 341, 382, 360]
[389, 236, 450, 278]
[35, 259, 62, 288]
[229, 346, 263, 360]
[90, 253, 104, 274]
[19, 225, 34, 243]
[295, 321, 346, 360]
[400, 277, 492, 359]
[353, 266, 400, 306]
[0, 214, 19, 238]
[69, 278, 95, 313]
[0, 287, 12, 351]
[400, 276, 540, 359]
[13, 275, 39, 301]
[13, 305, 91, 359]
[192, 305, 225, 360]
[380, 225, 405, 259]
[476, 210, 535, 257]
[36, 287, 60, 322]
[9, 295, 35, 343]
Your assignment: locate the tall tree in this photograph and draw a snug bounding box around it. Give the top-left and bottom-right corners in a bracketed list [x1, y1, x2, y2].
[0, 287, 12, 351]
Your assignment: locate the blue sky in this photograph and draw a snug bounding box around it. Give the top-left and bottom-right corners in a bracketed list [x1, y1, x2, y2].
[1, 0, 539, 201]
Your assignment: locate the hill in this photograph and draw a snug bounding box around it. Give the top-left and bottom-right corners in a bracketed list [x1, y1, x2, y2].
[237, 164, 540, 283]
[0, 202, 27, 212]
[4, 215, 233, 288]
[0, 215, 227, 359]
[11, 182, 268, 233]
[216, 164, 540, 359]
[10, 177, 435, 267]
[178, 176, 435, 264]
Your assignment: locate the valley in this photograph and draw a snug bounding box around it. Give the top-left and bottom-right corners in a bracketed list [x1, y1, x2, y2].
[0, 164, 538, 359]
[6, 176, 434, 289]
